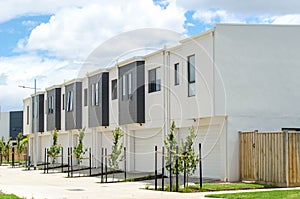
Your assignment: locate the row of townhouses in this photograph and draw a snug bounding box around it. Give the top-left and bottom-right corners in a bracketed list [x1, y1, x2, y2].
[23, 24, 300, 181]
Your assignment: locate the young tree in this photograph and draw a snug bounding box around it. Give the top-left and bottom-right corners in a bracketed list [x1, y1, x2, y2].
[164, 121, 178, 174]
[73, 128, 87, 166]
[179, 127, 199, 186]
[16, 133, 28, 164]
[0, 136, 11, 163]
[47, 129, 61, 166]
[109, 127, 124, 180]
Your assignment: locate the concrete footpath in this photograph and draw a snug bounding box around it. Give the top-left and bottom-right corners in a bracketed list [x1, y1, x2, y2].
[0, 166, 299, 199]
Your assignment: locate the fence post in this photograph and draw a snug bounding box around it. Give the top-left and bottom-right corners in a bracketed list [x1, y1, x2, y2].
[284, 130, 289, 187]
[124, 147, 126, 181]
[61, 147, 64, 173]
[162, 146, 165, 191]
[44, 148, 46, 173]
[199, 143, 202, 189]
[155, 145, 157, 191]
[12, 147, 15, 168]
[89, 148, 92, 176]
[101, 147, 104, 183]
[0, 147, 2, 165]
[175, 146, 178, 192]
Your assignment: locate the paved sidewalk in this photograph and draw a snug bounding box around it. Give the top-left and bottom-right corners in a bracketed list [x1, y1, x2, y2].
[1, 166, 300, 199]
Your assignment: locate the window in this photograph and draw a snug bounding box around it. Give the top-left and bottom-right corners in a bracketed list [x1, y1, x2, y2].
[111, 79, 117, 100]
[48, 96, 54, 114]
[91, 83, 99, 106]
[62, 94, 65, 110]
[122, 74, 126, 100]
[188, 55, 195, 96]
[128, 73, 132, 96]
[174, 63, 179, 85]
[148, 67, 161, 93]
[66, 91, 73, 112]
[26, 106, 29, 125]
[84, 89, 87, 106]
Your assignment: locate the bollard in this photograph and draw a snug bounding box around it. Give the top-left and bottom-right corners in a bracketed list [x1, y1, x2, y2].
[44, 148, 46, 173]
[101, 147, 104, 183]
[154, 146, 157, 191]
[70, 147, 73, 177]
[162, 146, 164, 191]
[61, 147, 64, 173]
[175, 146, 179, 192]
[199, 143, 202, 189]
[169, 148, 172, 192]
[124, 147, 126, 181]
[67, 147, 70, 177]
[12, 147, 15, 168]
[89, 148, 92, 176]
[105, 148, 108, 183]
[27, 155, 31, 170]
[46, 148, 49, 173]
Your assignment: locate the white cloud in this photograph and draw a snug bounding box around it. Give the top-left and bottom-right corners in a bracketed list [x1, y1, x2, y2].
[19, 0, 185, 60]
[270, 14, 300, 24]
[193, 9, 244, 24]
[176, 0, 300, 16]
[0, 55, 79, 111]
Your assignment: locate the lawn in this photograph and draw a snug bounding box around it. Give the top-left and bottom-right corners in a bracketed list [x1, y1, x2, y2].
[0, 194, 21, 199]
[148, 182, 276, 193]
[205, 190, 300, 198]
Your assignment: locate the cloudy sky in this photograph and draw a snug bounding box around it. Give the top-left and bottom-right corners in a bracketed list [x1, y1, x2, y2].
[0, 0, 299, 112]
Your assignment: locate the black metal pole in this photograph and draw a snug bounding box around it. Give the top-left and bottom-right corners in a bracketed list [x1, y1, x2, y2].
[89, 148, 92, 176]
[101, 147, 104, 183]
[44, 148, 46, 173]
[176, 146, 179, 192]
[70, 147, 73, 177]
[199, 143, 202, 189]
[46, 148, 49, 173]
[169, 147, 172, 192]
[12, 147, 15, 168]
[124, 147, 126, 181]
[162, 146, 164, 191]
[105, 148, 107, 183]
[155, 145, 157, 191]
[183, 159, 186, 188]
[67, 147, 70, 177]
[61, 147, 64, 173]
[0, 147, 2, 166]
[28, 155, 31, 170]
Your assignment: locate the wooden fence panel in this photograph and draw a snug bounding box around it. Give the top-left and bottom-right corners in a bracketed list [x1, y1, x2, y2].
[240, 131, 291, 186]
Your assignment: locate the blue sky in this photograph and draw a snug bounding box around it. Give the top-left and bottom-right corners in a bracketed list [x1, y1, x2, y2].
[0, 0, 300, 111]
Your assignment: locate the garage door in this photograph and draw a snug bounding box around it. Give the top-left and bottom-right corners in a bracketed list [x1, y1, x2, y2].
[135, 128, 163, 172]
[179, 124, 224, 179]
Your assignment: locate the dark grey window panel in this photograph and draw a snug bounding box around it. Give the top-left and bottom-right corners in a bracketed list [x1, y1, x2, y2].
[119, 61, 145, 125]
[88, 72, 109, 128]
[65, 82, 82, 130]
[46, 88, 61, 131]
[9, 111, 23, 140]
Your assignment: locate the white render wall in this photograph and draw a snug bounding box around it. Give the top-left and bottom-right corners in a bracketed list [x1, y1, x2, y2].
[0, 112, 10, 140]
[214, 24, 300, 181]
[23, 98, 32, 135]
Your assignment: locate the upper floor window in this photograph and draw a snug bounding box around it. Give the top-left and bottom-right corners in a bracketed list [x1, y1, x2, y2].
[188, 55, 195, 97]
[91, 83, 99, 106]
[128, 73, 132, 96]
[66, 91, 73, 112]
[84, 88, 87, 106]
[62, 94, 65, 110]
[148, 67, 161, 93]
[26, 106, 29, 125]
[122, 74, 126, 100]
[174, 63, 179, 85]
[48, 96, 54, 114]
[111, 79, 117, 100]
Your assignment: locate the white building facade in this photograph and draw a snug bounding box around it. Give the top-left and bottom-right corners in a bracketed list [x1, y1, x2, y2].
[23, 24, 300, 181]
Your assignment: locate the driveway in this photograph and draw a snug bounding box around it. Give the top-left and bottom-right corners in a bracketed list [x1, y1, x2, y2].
[0, 166, 209, 199]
